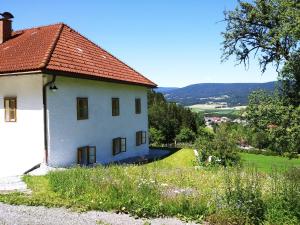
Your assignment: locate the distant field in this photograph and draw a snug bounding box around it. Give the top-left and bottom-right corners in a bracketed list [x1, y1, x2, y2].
[189, 104, 246, 111]
[241, 153, 300, 173]
[189, 104, 244, 118]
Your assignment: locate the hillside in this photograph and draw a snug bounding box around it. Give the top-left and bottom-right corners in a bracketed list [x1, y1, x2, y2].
[155, 82, 276, 106]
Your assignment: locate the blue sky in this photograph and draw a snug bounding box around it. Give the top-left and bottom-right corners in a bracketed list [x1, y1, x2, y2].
[2, 0, 277, 87]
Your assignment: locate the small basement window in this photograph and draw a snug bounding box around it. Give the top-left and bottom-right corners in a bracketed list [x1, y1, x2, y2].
[112, 137, 126, 155]
[77, 97, 88, 120]
[136, 131, 146, 146]
[77, 146, 96, 166]
[135, 98, 141, 114]
[4, 97, 17, 122]
[112, 98, 120, 116]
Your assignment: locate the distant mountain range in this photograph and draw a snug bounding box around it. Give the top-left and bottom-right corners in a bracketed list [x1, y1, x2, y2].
[155, 82, 277, 106]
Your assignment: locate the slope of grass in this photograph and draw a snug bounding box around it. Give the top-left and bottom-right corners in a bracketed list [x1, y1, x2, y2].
[147, 148, 196, 168]
[0, 149, 299, 224]
[241, 152, 300, 173]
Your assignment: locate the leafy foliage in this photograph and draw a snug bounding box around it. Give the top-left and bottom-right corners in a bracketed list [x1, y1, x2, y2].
[149, 127, 165, 146]
[175, 128, 196, 143]
[222, 0, 300, 104]
[246, 90, 300, 154]
[148, 90, 201, 145]
[195, 124, 241, 167]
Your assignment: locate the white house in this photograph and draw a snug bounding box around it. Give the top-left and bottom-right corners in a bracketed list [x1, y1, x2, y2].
[0, 13, 156, 177]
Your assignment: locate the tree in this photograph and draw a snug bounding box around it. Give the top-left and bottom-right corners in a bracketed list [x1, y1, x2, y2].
[148, 90, 200, 145]
[176, 128, 196, 143]
[246, 90, 300, 154]
[149, 127, 165, 146]
[222, 0, 300, 104]
[195, 124, 241, 167]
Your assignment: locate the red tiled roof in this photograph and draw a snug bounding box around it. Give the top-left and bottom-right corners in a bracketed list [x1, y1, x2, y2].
[0, 23, 156, 87]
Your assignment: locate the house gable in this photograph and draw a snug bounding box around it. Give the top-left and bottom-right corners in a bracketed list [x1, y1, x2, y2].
[0, 23, 156, 88]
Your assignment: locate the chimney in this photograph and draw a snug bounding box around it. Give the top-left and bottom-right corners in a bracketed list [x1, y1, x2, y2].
[0, 12, 14, 44]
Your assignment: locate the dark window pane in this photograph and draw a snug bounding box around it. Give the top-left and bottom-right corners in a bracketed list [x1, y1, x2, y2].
[142, 131, 147, 144]
[121, 138, 126, 152]
[4, 97, 17, 122]
[135, 98, 141, 114]
[112, 98, 120, 116]
[113, 138, 121, 155]
[77, 98, 88, 120]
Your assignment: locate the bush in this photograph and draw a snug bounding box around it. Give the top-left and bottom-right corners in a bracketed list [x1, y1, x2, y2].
[195, 124, 241, 167]
[176, 128, 196, 143]
[246, 91, 300, 154]
[149, 127, 165, 146]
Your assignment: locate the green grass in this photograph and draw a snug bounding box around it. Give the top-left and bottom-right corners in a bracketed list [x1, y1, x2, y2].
[0, 149, 299, 224]
[241, 152, 300, 173]
[147, 148, 196, 168]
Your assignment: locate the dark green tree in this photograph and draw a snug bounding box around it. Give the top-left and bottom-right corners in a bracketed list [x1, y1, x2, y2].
[176, 128, 196, 143]
[148, 90, 200, 145]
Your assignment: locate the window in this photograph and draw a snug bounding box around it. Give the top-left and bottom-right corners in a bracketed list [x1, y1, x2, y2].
[112, 98, 120, 116]
[136, 131, 147, 146]
[112, 137, 126, 155]
[135, 98, 141, 114]
[77, 146, 96, 165]
[4, 97, 17, 122]
[77, 98, 88, 120]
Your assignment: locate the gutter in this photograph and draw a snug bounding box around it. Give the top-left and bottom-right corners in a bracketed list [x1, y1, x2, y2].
[43, 75, 56, 165]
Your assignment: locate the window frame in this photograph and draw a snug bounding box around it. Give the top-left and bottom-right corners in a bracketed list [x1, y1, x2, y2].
[77, 97, 89, 120]
[112, 98, 120, 116]
[77, 146, 96, 166]
[4, 97, 17, 122]
[135, 98, 141, 114]
[136, 131, 147, 146]
[112, 137, 126, 155]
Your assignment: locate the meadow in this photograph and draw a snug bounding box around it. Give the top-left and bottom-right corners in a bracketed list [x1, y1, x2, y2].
[0, 149, 299, 224]
[241, 152, 300, 173]
[189, 105, 243, 119]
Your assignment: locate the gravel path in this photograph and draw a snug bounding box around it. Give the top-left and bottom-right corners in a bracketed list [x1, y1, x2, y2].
[0, 203, 199, 225]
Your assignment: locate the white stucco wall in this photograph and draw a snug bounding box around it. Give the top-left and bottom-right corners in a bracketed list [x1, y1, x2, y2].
[0, 75, 44, 177]
[47, 76, 149, 167]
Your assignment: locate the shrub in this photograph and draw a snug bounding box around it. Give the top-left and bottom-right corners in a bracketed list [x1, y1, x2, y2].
[176, 128, 196, 143]
[149, 127, 165, 146]
[196, 124, 241, 167]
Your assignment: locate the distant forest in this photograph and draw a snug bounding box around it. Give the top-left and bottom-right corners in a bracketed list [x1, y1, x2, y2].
[156, 82, 276, 106]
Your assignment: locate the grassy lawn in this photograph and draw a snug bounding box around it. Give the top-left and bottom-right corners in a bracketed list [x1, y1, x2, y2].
[147, 148, 196, 168]
[0, 149, 299, 224]
[0, 149, 223, 222]
[241, 152, 300, 173]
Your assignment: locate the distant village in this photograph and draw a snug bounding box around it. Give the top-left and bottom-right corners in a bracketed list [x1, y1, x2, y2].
[204, 116, 247, 127]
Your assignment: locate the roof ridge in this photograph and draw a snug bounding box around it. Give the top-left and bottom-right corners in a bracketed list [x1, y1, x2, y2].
[61, 24, 156, 86]
[39, 23, 64, 69]
[14, 22, 64, 33]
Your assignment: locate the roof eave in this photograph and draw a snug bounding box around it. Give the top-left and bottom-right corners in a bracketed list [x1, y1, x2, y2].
[42, 69, 157, 88]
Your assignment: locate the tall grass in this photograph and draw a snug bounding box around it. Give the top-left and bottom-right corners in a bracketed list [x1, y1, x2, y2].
[1, 149, 299, 224]
[48, 165, 209, 221]
[207, 167, 300, 225]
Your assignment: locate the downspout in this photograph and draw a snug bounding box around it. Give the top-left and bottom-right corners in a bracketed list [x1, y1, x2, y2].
[43, 75, 56, 165]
